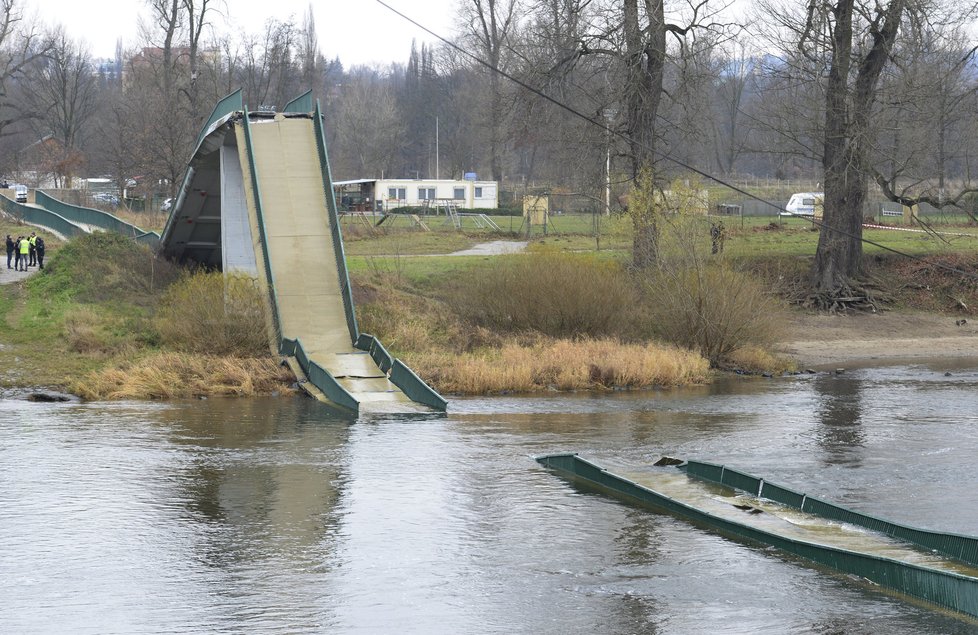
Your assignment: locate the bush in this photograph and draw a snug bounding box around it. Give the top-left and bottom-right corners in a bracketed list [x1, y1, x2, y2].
[642, 263, 786, 366]
[155, 271, 271, 356]
[446, 250, 639, 338]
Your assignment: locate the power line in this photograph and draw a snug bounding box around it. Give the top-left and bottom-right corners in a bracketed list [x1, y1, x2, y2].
[373, 0, 978, 281]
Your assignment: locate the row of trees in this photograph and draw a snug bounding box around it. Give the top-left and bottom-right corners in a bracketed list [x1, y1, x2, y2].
[0, 0, 976, 299]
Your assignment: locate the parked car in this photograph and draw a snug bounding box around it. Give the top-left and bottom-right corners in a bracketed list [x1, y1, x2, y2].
[14, 185, 27, 203]
[161, 197, 174, 212]
[92, 192, 120, 206]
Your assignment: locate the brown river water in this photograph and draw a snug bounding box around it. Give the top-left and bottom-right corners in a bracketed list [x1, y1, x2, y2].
[1, 359, 977, 634]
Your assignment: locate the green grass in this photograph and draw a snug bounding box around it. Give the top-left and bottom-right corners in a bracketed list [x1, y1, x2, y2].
[340, 211, 978, 268]
[720, 223, 978, 259]
[348, 254, 499, 288]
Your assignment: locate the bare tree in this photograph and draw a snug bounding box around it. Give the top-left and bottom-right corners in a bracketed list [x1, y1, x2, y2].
[89, 78, 148, 199]
[0, 0, 52, 150]
[21, 27, 97, 186]
[458, 0, 521, 182]
[575, 0, 731, 267]
[761, 0, 978, 305]
[710, 43, 755, 176]
[808, 0, 907, 304]
[237, 18, 301, 109]
[181, 0, 216, 123]
[511, 0, 608, 189]
[871, 18, 978, 216]
[334, 69, 406, 177]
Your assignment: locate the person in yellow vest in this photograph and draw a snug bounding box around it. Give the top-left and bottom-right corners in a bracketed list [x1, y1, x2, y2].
[17, 235, 29, 271]
[28, 232, 36, 267]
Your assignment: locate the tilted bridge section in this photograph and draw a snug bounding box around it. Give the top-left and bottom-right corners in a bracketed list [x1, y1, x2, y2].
[3, 90, 445, 415]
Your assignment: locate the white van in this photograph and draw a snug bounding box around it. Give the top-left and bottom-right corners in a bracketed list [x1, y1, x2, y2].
[781, 192, 823, 217]
[14, 185, 27, 203]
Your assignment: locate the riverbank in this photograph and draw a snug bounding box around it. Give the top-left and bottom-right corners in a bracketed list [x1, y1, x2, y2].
[778, 310, 978, 368]
[1, 227, 975, 399]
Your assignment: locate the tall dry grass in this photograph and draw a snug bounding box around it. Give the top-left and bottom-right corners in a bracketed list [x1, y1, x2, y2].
[111, 207, 168, 232]
[71, 352, 295, 400]
[156, 271, 271, 356]
[408, 337, 709, 394]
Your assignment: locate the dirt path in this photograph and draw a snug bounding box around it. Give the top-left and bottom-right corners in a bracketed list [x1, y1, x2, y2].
[778, 310, 978, 368]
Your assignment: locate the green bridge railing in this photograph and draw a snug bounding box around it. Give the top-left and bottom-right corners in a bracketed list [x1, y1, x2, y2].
[280, 337, 359, 412]
[0, 195, 87, 238]
[355, 333, 448, 411]
[537, 453, 978, 620]
[34, 191, 160, 248]
[197, 89, 243, 149]
[284, 90, 313, 114]
[684, 460, 978, 568]
[313, 100, 359, 344]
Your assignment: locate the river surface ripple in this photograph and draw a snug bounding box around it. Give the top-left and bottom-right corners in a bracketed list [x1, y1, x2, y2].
[1, 360, 977, 634]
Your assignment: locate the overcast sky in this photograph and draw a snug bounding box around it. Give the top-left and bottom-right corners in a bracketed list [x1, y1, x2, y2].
[29, 0, 457, 67]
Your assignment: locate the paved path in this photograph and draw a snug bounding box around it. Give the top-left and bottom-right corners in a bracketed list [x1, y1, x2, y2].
[447, 240, 529, 256]
[0, 263, 40, 285]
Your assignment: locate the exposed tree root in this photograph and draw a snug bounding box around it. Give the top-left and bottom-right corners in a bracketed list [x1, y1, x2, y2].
[803, 278, 887, 314]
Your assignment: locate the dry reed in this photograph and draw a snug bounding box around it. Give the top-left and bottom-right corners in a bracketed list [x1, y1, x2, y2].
[71, 352, 296, 400]
[408, 337, 709, 395]
[724, 345, 797, 375]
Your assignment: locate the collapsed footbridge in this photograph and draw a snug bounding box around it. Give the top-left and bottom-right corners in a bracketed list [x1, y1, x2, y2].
[156, 90, 446, 415]
[0, 90, 445, 415]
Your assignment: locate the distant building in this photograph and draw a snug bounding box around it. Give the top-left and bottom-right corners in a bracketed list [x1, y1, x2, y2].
[334, 178, 498, 211]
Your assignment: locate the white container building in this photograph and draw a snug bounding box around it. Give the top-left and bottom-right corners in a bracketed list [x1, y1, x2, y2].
[334, 178, 498, 211]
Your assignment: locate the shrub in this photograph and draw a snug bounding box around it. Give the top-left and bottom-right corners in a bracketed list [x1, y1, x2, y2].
[155, 272, 271, 356]
[447, 250, 639, 338]
[642, 263, 786, 366]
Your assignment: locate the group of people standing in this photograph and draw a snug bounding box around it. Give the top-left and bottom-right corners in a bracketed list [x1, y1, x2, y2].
[5, 232, 44, 272]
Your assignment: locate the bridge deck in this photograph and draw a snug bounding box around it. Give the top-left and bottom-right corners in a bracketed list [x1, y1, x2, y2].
[244, 116, 418, 411]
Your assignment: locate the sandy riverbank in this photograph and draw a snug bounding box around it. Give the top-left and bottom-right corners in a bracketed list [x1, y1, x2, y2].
[778, 310, 978, 368]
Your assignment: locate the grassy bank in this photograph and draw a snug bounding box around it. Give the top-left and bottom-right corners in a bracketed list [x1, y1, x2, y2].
[0, 231, 294, 399]
[4, 211, 974, 401]
[351, 247, 793, 393]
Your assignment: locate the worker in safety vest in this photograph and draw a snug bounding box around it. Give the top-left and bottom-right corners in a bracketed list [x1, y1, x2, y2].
[17, 235, 29, 271]
[28, 232, 36, 267]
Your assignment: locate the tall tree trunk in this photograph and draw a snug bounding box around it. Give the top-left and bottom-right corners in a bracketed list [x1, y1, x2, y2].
[623, 0, 663, 175]
[623, 0, 666, 268]
[811, 0, 905, 300]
